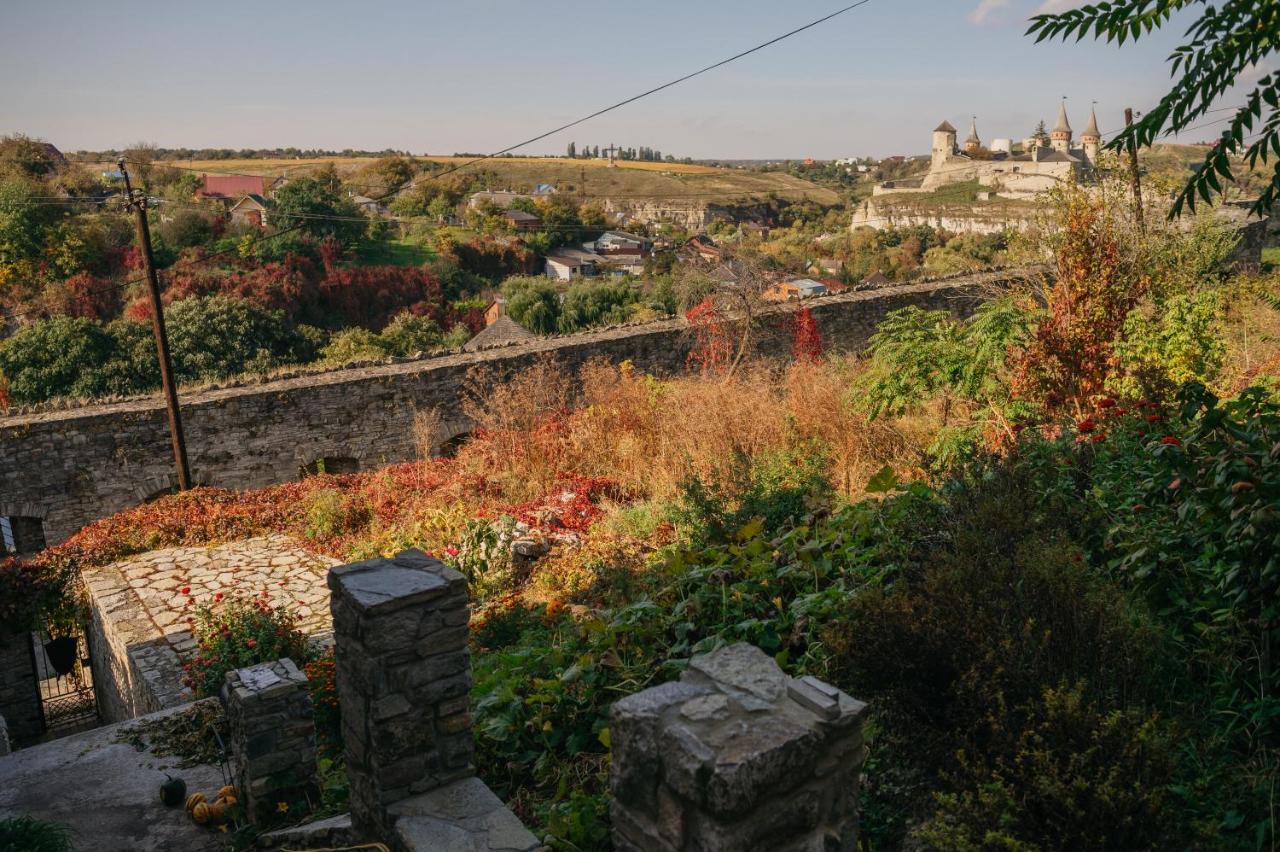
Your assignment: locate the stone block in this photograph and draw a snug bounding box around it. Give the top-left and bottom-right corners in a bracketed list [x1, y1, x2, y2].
[609, 642, 868, 852]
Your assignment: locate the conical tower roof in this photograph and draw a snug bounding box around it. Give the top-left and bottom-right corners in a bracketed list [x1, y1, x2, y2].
[965, 117, 981, 145]
[934, 120, 957, 134]
[1082, 107, 1100, 139]
[1053, 101, 1072, 135]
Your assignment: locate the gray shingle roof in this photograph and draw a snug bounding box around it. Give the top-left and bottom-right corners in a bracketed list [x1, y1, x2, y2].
[462, 315, 537, 352]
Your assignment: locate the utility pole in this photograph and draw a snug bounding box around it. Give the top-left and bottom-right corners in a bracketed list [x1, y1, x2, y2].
[119, 158, 192, 491]
[1124, 108, 1145, 232]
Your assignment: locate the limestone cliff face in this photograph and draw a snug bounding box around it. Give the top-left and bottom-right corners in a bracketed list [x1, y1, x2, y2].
[850, 198, 1038, 235]
[602, 198, 778, 230]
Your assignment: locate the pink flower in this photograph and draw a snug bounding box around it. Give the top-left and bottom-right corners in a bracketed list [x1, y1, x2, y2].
[214, 592, 224, 602]
[445, 546, 460, 557]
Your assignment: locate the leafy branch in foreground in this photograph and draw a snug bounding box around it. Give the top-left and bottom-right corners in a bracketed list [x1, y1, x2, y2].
[1028, 0, 1280, 217]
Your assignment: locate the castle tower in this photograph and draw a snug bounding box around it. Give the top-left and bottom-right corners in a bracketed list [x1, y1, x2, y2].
[1051, 101, 1073, 153]
[964, 117, 982, 155]
[1081, 106, 1101, 163]
[932, 120, 957, 169]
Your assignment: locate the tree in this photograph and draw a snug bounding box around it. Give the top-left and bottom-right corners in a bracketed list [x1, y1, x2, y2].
[165, 294, 303, 382]
[567, 142, 577, 159]
[1029, 1, 1280, 217]
[368, 156, 416, 196]
[502, 276, 562, 334]
[0, 315, 114, 402]
[272, 176, 365, 245]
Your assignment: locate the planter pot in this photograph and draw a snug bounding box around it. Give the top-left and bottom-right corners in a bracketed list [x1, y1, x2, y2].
[44, 636, 79, 677]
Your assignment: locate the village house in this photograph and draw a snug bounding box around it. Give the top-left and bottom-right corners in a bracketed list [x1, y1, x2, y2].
[463, 314, 536, 352]
[468, 190, 525, 210]
[545, 249, 599, 281]
[503, 209, 541, 231]
[593, 230, 652, 256]
[196, 174, 266, 204]
[228, 194, 270, 229]
[351, 194, 390, 217]
[764, 278, 828, 302]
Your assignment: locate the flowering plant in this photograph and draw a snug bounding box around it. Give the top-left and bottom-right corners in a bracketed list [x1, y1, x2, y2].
[184, 592, 312, 697]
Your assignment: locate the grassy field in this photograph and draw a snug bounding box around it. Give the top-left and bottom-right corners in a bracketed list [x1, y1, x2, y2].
[92, 155, 842, 206]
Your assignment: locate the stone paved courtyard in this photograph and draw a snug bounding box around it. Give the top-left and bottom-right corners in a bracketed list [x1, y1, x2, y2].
[83, 535, 340, 720]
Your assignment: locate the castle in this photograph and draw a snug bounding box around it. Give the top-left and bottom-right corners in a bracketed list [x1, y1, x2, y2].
[900, 102, 1101, 199]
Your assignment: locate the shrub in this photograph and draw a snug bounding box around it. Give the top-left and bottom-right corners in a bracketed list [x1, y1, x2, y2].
[184, 594, 312, 697]
[0, 314, 114, 402]
[0, 815, 74, 852]
[165, 294, 304, 382]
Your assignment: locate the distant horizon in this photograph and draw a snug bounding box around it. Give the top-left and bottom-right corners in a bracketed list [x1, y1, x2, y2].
[2, 1, 1250, 159]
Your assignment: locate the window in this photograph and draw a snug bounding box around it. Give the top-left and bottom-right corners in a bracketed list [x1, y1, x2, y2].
[1, 516, 46, 558]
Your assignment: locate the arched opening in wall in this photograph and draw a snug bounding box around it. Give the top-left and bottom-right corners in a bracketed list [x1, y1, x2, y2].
[437, 432, 473, 459]
[143, 486, 179, 503]
[299, 456, 360, 479]
[1, 515, 47, 558]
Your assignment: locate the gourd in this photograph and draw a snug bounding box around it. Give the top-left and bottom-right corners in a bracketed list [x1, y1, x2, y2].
[204, 800, 228, 825]
[191, 801, 211, 825]
[160, 774, 187, 807]
[217, 785, 237, 800]
[185, 792, 206, 813]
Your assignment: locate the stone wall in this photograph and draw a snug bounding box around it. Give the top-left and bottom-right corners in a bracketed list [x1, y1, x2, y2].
[0, 629, 41, 746]
[610, 643, 868, 852]
[0, 711, 9, 756]
[0, 273, 1019, 546]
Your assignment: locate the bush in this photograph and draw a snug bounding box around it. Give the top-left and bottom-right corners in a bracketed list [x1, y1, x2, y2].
[184, 594, 312, 697]
[0, 315, 114, 402]
[0, 815, 74, 852]
[165, 294, 304, 382]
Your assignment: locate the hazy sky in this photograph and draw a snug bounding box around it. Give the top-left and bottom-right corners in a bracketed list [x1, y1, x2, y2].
[0, 0, 1233, 158]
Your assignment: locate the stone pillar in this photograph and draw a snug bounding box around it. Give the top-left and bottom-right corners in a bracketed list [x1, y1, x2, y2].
[0, 629, 42, 746]
[610, 643, 868, 852]
[221, 658, 317, 824]
[327, 549, 473, 840]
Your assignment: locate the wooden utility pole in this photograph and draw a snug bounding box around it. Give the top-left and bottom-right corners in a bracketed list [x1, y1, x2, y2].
[1125, 108, 1145, 232]
[119, 158, 192, 491]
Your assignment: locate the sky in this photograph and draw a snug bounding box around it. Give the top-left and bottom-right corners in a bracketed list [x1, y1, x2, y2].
[0, 0, 1232, 159]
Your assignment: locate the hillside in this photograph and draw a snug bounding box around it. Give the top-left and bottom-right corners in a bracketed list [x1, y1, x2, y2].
[91, 155, 842, 206]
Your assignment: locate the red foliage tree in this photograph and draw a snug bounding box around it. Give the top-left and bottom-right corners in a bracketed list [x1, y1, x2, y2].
[685, 297, 734, 373]
[1011, 191, 1147, 414]
[791, 307, 823, 363]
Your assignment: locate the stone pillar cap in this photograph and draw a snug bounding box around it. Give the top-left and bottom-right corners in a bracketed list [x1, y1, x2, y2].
[328, 549, 466, 615]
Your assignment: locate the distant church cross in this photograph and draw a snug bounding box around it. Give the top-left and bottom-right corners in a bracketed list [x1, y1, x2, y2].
[605, 143, 618, 167]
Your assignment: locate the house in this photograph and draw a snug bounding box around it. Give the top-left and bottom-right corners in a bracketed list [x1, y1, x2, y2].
[810, 258, 843, 276]
[484, 297, 507, 326]
[764, 278, 828, 302]
[503, 209, 542, 232]
[680, 234, 723, 262]
[594, 231, 652, 256]
[468, 190, 526, 210]
[546, 249, 600, 281]
[861, 271, 891, 288]
[197, 174, 266, 202]
[740, 221, 771, 239]
[351, 195, 390, 217]
[462, 315, 537, 352]
[229, 194, 270, 229]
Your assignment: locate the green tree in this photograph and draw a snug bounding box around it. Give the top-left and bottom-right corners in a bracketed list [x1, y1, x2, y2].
[502, 276, 562, 334]
[558, 281, 640, 332]
[0, 315, 114, 402]
[377, 312, 445, 355]
[0, 175, 59, 266]
[165, 295, 302, 382]
[1029, 1, 1280, 216]
[273, 176, 365, 245]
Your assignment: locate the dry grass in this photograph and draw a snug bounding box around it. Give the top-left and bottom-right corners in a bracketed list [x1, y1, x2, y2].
[455, 355, 937, 507]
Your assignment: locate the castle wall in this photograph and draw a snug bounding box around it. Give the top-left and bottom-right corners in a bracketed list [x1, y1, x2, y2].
[0, 274, 1021, 545]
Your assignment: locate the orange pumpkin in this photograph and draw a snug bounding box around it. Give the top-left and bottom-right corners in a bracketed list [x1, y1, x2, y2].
[217, 785, 236, 800]
[191, 801, 210, 825]
[185, 792, 205, 813]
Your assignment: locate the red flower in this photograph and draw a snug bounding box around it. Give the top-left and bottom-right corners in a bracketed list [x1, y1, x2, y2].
[1076, 418, 1096, 433]
[180, 586, 190, 595]
[445, 546, 460, 557]
[1091, 432, 1107, 443]
[1097, 398, 1115, 409]
[1145, 414, 1162, 423]
[246, 638, 258, 649]
[214, 592, 224, 602]
[1160, 436, 1181, 446]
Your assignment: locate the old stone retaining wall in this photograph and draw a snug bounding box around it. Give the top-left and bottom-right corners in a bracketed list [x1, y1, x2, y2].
[0, 630, 41, 746]
[0, 272, 1017, 546]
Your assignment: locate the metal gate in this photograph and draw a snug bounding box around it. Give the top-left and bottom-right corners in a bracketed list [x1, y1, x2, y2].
[30, 622, 100, 737]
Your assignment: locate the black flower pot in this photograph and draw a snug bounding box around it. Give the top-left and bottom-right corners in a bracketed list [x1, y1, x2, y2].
[44, 636, 78, 677]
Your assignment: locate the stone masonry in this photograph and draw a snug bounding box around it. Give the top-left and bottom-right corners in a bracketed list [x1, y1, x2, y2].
[221, 658, 318, 824]
[82, 536, 338, 722]
[610, 643, 868, 852]
[328, 548, 539, 852]
[0, 272, 1021, 546]
[0, 628, 41, 746]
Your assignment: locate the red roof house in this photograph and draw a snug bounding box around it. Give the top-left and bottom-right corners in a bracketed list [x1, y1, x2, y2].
[198, 174, 266, 200]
